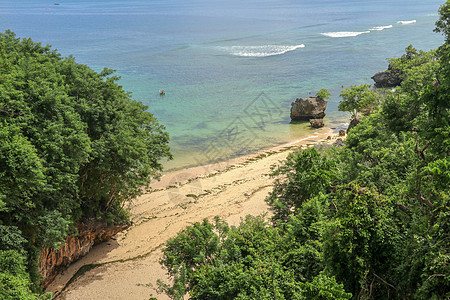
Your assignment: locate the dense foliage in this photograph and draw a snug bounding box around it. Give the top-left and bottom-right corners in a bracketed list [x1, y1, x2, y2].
[159, 2, 449, 299]
[158, 216, 351, 300]
[0, 30, 171, 297]
[338, 84, 381, 119]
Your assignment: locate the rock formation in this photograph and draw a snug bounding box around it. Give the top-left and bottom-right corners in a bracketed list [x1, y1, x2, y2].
[333, 138, 345, 147]
[309, 118, 324, 128]
[290, 96, 327, 121]
[39, 221, 130, 288]
[347, 118, 361, 133]
[371, 64, 402, 88]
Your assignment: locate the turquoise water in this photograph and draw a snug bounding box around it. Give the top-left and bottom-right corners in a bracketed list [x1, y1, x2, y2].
[0, 0, 444, 170]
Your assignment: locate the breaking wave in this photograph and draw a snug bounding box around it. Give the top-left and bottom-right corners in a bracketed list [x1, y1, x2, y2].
[369, 25, 393, 31]
[320, 31, 370, 38]
[397, 20, 416, 25]
[221, 44, 305, 57]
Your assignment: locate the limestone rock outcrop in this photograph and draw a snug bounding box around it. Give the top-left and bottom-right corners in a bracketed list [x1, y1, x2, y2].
[290, 96, 327, 121]
[309, 118, 324, 128]
[39, 221, 130, 288]
[347, 118, 361, 133]
[371, 64, 402, 88]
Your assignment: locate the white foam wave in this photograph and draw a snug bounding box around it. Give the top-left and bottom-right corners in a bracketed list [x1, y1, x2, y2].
[321, 31, 370, 38]
[397, 20, 416, 25]
[369, 25, 393, 31]
[223, 44, 305, 57]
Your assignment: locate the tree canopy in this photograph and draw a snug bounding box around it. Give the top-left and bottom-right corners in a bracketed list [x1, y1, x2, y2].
[338, 84, 381, 119]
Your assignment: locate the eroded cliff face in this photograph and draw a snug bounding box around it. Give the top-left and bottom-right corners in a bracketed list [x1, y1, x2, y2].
[39, 221, 130, 288]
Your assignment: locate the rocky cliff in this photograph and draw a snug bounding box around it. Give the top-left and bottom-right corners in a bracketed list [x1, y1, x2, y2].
[39, 221, 130, 288]
[371, 64, 402, 88]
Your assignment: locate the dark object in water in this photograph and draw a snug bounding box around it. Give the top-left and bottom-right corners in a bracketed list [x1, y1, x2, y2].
[159, 90, 165, 95]
[54, 2, 60, 5]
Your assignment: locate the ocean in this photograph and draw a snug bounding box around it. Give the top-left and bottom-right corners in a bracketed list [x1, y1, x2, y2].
[0, 0, 444, 170]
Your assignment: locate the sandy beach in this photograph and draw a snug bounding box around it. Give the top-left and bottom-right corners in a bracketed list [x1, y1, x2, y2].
[47, 127, 342, 300]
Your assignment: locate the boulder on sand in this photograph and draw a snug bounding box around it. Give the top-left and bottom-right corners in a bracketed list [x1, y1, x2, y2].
[290, 96, 327, 121]
[309, 118, 324, 128]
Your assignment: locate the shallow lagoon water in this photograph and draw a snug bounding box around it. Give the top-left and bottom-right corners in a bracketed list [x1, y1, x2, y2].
[0, 0, 444, 170]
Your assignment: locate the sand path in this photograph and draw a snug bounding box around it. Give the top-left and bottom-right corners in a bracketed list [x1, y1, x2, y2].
[46, 127, 339, 300]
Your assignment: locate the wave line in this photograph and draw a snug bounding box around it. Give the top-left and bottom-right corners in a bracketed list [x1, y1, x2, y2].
[220, 44, 305, 57]
[321, 31, 370, 38]
[397, 20, 416, 25]
[369, 25, 393, 31]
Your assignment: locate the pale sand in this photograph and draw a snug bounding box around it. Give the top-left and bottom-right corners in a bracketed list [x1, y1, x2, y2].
[47, 127, 342, 300]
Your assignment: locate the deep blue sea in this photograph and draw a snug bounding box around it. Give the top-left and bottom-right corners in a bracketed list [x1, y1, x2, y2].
[0, 0, 444, 170]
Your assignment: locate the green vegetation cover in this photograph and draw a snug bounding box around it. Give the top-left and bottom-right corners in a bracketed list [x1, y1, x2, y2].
[0, 30, 171, 298]
[159, 2, 450, 299]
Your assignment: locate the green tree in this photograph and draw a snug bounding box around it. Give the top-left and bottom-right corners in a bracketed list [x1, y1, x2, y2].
[0, 250, 36, 300]
[323, 184, 399, 299]
[388, 46, 438, 98]
[266, 147, 338, 223]
[338, 84, 381, 119]
[316, 89, 331, 100]
[418, 1, 450, 160]
[159, 216, 351, 300]
[435, 1, 450, 40]
[299, 274, 352, 300]
[0, 30, 171, 230]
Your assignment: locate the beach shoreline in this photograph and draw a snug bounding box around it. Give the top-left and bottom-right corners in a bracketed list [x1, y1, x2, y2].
[47, 125, 343, 300]
[153, 126, 340, 189]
